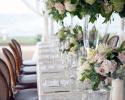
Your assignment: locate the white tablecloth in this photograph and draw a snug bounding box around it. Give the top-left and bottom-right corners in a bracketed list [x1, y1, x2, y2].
[36, 41, 110, 100]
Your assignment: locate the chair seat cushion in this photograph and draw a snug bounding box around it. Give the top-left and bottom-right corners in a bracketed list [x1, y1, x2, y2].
[18, 74, 37, 88]
[14, 89, 38, 100]
[23, 60, 36, 66]
[21, 66, 36, 74]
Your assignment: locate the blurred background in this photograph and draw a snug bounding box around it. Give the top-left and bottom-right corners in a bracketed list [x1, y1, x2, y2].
[0, 0, 124, 60]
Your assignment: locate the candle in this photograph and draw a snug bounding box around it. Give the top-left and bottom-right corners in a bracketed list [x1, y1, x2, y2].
[111, 79, 124, 100]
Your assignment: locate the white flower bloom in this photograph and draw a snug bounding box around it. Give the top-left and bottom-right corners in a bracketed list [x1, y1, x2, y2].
[77, 61, 91, 80]
[84, 0, 96, 5]
[69, 37, 77, 44]
[97, 43, 111, 55]
[64, 1, 77, 12]
[86, 48, 96, 62]
[46, 1, 54, 9]
[81, 61, 91, 71]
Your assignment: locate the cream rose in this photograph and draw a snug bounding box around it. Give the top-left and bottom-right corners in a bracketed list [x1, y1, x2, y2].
[64, 1, 77, 12]
[84, 0, 96, 5]
[86, 48, 96, 62]
[97, 43, 111, 55]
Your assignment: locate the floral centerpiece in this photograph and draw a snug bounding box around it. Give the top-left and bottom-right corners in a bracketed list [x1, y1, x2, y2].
[78, 42, 125, 90]
[46, 0, 125, 23]
[57, 25, 100, 54]
[57, 25, 83, 54]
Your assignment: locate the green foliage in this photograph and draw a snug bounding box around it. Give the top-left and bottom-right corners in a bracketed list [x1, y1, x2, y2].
[80, 64, 101, 90]
[46, 0, 125, 23]
[49, 8, 66, 22]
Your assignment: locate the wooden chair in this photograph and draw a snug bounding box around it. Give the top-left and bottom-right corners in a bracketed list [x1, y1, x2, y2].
[8, 43, 36, 75]
[0, 63, 38, 100]
[0, 70, 9, 100]
[107, 35, 119, 48]
[2, 48, 37, 89]
[101, 34, 109, 43]
[0, 58, 13, 96]
[11, 39, 36, 66]
[2, 48, 17, 88]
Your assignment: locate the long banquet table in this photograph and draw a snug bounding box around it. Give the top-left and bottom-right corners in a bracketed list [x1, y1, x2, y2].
[36, 38, 110, 100]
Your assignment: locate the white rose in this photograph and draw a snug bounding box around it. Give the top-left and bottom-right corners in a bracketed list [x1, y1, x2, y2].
[64, 1, 77, 12]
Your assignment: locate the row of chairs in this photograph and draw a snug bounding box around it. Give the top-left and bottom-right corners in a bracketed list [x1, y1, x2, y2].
[0, 39, 37, 100]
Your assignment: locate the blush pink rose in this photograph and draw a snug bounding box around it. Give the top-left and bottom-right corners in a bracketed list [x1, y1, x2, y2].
[94, 53, 106, 63]
[55, 3, 65, 14]
[95, 60, 116, 76]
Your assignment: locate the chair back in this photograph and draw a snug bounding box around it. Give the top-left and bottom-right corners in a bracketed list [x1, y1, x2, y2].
[11, 39, 23, 65]
[0, 58, 13, 97]
[107, 35, 119, 48]
[2, 48, 17, 87]
[8, 43, 20, 75]
[101, 34, 109, 43]
[0, 58, 11, 88]
[0, 70, 9, 100]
